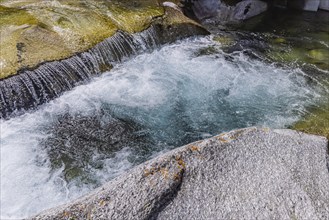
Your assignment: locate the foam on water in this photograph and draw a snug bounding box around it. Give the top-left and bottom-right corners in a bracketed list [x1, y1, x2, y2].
[0, 36, 327, 219]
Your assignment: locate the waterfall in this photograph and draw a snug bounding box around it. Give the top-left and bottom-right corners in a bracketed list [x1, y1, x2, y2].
[0, 24, 189, 119]
[0, 31, 141, 119]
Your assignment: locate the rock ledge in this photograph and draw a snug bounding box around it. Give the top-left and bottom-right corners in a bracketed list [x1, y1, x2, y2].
[31, 127, 329, 220]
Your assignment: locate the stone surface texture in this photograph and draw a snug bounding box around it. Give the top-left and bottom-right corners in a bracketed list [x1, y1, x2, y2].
[31, 127, 329, 220]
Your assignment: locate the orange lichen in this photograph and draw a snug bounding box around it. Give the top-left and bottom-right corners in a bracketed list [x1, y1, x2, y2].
[217, 136, 228, 142]
[63, 210, 71, 217]
[175, 155, 186, 169]
[99, 200, 107, 207]
[173, 172, 182, 181]
[190, 145, 200, 152]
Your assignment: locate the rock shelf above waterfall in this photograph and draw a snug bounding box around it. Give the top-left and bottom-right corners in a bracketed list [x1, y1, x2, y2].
[0, 0, 207, 79]
[0, 3, 209, 119]
[31, 127, 329, 220]
[0, 0, 159, 79]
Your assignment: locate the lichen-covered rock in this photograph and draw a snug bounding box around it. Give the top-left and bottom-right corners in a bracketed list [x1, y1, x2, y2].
[31, 127, 329, 219]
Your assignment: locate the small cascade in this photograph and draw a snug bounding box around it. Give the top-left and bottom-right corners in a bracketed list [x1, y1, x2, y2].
[0, 26, 167, 119]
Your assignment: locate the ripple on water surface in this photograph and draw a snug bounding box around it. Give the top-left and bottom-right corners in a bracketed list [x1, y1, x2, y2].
[1, 36, 327, 219]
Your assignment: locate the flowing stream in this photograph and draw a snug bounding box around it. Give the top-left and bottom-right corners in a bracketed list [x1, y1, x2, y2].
[1, 35, 328, 219]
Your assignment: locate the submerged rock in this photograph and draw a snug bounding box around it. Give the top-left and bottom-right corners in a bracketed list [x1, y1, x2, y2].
[293, 105, 329, 140]
[31, 127, 329, 219]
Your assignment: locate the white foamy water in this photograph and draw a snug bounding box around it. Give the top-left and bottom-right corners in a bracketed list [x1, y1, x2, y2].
[0, 36, 327, 219]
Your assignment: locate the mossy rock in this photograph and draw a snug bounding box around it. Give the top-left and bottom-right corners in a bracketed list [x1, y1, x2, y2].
[152, 6, 209, 44]
[267, 37, 329, 70]
[0, 5, 38, 26]
[0, 0, 164, 79]
[272, 37, 286, 44]
[292, 106, 329, 139]
[307, 49, 329, 62]
[213, 35, 235, 47]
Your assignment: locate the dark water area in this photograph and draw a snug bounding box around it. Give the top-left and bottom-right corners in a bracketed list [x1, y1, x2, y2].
[206, 7, 329, 72]
[239, 7, 329, 34]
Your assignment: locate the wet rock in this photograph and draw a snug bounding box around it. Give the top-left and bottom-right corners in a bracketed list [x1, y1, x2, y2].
[293, 105, 329, 140]
[288, 0, 320, 11]
[267, 37, 329, 70]
[319, 0, 329, 11]
[213, 35, 235, 46]
[31, 127, 329, 219]
[233, 0, 268, 20]
[188, 0, 268, 23]
[191, 0, 220, 20]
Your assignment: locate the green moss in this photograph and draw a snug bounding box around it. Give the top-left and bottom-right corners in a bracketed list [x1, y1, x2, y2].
[213, 35, 235, 47]
[105, 4, 164, 33]
[195, 46, 219, 56]
[292, 106, 329, 139]
[0, 5, 38, 26]
[268, 42, 329, 70]
[269, 46, 305, 63]
[308, 49, 329, 62]
[272, 37, 286, 44]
